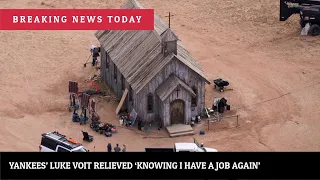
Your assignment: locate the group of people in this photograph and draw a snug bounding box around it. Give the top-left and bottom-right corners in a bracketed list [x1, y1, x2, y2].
[107, 143, 126, 152]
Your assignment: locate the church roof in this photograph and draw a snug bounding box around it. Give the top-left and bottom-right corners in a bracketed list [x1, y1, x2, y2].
[156, 74, 196, 101]
[161, 28, 179, 42]
[94, 0, 210, 93]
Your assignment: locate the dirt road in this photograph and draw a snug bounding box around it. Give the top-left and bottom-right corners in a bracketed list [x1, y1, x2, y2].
[0, 0, 319, 151]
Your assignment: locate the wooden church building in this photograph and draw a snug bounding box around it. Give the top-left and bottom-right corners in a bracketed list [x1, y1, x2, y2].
[94, 0, 210, 127]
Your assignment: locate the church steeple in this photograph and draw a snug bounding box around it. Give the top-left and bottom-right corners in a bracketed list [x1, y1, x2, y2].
[161, 28, 178, 56]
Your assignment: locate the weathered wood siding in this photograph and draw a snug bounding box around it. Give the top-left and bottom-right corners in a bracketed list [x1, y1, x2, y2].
[137, 57, 205, 125]
[157, 96, 164, 126]
[163, 87, 191, 126]
[100, 47, 106, 81]
[100, 46, 133, 111]
[101, 45, 205, 125]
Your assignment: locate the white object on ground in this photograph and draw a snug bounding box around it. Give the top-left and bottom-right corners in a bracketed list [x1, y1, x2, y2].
[301, 23, 310, 36]
[213, 97, 222, 106]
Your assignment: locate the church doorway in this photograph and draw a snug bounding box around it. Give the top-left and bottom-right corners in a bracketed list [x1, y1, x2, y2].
[170, 99, 185, 124]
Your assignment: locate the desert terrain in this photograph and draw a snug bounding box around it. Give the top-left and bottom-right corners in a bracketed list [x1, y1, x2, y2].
[0, 0, 319, 151]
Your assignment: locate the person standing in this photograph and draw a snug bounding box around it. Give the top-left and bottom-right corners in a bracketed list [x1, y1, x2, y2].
[114, 144, 121, 152]
[90, 45, 95, 66]
[107, 143, 112, 152]
[137, 118, 142, 131]
[122, 144, 126, 152]
[92, 56, 97, 66]
[90, 45, 99, 66]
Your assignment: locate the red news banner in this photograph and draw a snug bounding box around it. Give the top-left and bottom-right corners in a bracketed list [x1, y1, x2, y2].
[0, 9, 154, 30]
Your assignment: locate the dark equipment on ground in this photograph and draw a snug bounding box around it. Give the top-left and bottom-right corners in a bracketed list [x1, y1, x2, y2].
[72, 111, 80, 122]
[120, 114, 133, 127]
[90, 119, 117, 135]
[90, 120, 100, 132]
[79, 106, 89, 125]
[280, 0, 320, 36]
[105, 132, 112, 137]
[212, 97, 231, 114]
[200, 130, 205, 135]
[82, 131, 93, 142]
[213, 78, 229, 92]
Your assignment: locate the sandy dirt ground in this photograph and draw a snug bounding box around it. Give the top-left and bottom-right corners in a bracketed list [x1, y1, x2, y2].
[0, 0, 319, 152]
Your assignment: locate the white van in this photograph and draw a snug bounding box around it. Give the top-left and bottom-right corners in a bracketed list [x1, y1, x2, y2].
[39, 131, 88, 152]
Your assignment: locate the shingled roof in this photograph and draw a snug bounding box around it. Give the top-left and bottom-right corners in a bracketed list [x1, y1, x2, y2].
[94, 0, 210, 93]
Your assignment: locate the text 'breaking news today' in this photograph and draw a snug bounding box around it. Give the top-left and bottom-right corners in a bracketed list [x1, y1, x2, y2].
[0, 9, 154, 30]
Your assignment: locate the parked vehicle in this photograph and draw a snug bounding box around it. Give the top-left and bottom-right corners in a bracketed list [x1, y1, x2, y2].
[39, 131, 89, 152]
[280, 0, 320, 36]
[145, 138, 218, 152]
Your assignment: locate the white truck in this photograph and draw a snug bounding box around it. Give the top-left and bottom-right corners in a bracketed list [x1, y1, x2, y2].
[145, 138, 218, 152]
